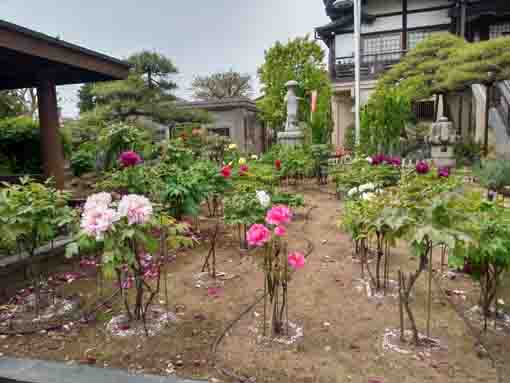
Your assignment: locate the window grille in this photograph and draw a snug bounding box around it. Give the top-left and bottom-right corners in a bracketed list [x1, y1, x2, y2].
[490, 23, 510, 39]
[362, 33, 401, 63]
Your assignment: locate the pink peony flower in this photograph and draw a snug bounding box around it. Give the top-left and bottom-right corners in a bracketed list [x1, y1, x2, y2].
[118, 194, 153, 225]
[221, 165, 232, 178]
[288, 252, 305, 270]
[416, 161, 430, 174]
[81, 207, 119, 240]
[119, 151, 142, 168]
[438, 167, 450, 178]
[246, 224, 271, 247]
[83, 192, 112, 213]
[274, 226, 286, 237]
[239, 164, 249, 175]
[265, 205, 293, 226]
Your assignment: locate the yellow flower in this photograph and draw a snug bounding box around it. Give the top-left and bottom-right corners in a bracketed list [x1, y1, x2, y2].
[238, 157, 247, 165]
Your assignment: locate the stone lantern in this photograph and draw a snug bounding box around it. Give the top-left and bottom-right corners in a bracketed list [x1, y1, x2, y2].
[427, 116, 458, 168]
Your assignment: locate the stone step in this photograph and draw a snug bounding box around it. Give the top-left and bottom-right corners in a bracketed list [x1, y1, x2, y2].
[0, 358, 206, 383]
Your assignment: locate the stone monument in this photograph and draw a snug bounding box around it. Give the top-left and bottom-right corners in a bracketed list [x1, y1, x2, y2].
[278, 80, 304, 147]
[427, 116, 458, 168]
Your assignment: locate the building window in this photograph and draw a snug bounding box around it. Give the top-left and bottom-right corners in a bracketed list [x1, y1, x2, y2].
[408, 29, 446, 50]
[490, 23, 510, 39]
[208, 126, 230, 138]
[362, 33, 401, 63]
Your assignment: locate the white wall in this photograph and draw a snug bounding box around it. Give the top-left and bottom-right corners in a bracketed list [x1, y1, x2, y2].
[362, 15, 402, 34]
[408, 0, 451, 11]
[335, 33, 354, 57]
[408, 9, 451, 28]
[365, 0, 402, 15]
[362, 0, 451, 33]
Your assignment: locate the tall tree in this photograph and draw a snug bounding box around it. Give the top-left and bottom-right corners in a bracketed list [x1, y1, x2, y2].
[257, 35, 331, 138]
[73, 50, 209, 138]
[77, 83, 96, 114]
[128, 50, 178, 92]
[191, 70, 252, 100]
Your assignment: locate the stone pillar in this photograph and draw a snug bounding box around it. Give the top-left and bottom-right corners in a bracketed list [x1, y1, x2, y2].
[37, 80, 65, 189]
[278, 80, 304, 147]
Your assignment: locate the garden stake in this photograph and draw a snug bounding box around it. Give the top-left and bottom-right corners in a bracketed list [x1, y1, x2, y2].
[398, 270, 405, 342]
[427, 244, 433, 338]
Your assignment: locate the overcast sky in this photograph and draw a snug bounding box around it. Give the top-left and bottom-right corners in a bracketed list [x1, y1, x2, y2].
[1, 0, 329, 117]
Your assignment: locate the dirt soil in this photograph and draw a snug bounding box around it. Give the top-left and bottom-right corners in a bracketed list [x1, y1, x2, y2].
[0, 185, 507, 383]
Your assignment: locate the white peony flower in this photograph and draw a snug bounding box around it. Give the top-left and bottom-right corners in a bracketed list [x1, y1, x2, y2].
[358, 183, 376, 193]
[83, 192, 112, 213]
[366, 157, 373, 164]
[347, 187, 359, 197]
[256, 190, 271, 208]
[251, 154, 259, 160]
[81, 207, 119, 240]
[118, 195, 153, 225]
[228, 143, 238, 150]
[361, 192, 376, 201]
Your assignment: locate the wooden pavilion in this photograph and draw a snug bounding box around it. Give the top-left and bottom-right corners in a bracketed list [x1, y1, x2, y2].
[0, 19, 130, 188]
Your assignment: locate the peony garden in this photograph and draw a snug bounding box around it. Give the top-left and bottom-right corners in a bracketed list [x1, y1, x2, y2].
[2, 31, 510, 383]
[1, 133, 510, 382]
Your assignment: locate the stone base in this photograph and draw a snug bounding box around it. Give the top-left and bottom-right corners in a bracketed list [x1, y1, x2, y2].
[277, 131, 304, 147]
[431, 146, 456, 168]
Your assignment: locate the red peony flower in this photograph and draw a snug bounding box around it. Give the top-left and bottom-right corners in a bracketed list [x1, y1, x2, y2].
[275, 159, 282, 170]
[221, 165, 232, 178]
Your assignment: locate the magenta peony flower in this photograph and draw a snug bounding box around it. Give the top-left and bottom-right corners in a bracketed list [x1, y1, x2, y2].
[239, 164, 249, 175]
[389, 156, 401, 167]
[288, 252, 305, 270]
[274, 226, 287, 237]
[416, 161, 430, 174]
[438, 167, 450, 178]
[221, 165, 232, 178]
[371, 154, 386, 166]
[119, 151, 142, 168]
[265, 205, 293, 226]
[246, 224, 271, 247]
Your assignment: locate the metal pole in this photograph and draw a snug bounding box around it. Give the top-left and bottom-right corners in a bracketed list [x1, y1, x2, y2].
[354, 0, 361, 147]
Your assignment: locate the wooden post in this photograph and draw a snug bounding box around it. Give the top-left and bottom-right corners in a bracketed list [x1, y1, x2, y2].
[37, 79, 65, 189]
[402, 0, 408, 52]
[329, 34, 337, 81]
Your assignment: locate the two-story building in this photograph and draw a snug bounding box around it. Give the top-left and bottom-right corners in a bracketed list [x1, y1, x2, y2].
[315, 0, 510, 156]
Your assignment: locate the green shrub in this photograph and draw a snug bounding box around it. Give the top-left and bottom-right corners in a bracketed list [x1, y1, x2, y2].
[0, 116, 72, 174]
[71, 143, 97, 176]
[476, 160, 510, 191]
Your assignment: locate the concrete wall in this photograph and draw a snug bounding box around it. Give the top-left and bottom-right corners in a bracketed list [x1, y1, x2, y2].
[206, 108, 264, 154]
[335, 33, 354, 58]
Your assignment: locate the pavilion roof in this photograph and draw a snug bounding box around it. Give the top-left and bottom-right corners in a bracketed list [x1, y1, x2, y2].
[0, 19, 130, 90]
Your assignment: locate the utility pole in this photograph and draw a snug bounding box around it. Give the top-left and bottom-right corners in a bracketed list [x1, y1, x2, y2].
[354, 0, 361, 147]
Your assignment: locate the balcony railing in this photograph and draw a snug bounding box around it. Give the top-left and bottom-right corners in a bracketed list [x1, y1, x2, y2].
[334, 50, 406, 82]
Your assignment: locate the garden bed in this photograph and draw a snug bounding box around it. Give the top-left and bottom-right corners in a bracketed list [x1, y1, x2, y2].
[0, 186, 505, 382]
